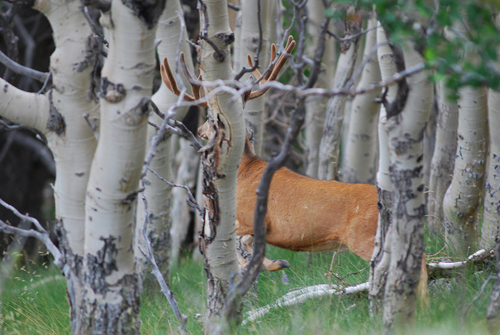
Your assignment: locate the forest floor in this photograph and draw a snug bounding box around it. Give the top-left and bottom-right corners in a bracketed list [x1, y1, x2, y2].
[0, 237, 496, 334]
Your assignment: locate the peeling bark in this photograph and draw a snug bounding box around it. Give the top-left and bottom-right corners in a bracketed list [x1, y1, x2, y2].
[197, 0, 245, 331]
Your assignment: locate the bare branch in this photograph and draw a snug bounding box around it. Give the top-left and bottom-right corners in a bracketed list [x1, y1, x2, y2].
[0, 48, 49, 82]
[148, 168, 204, 218]
[0, 198, 62, 268]
[138, 195, 188, 334]
[242, 282, 369, 325]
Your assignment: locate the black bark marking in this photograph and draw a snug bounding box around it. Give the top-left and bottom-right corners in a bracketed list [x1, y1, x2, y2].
[121, 0, 166, 29]
[100, 77, 126, 103]
[215, 32, 235, 46]
[47, 90, 66, 136]
[85, 236, 118, 295]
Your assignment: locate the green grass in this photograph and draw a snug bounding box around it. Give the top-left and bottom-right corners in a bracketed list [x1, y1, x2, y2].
[0, 243, 496, 334]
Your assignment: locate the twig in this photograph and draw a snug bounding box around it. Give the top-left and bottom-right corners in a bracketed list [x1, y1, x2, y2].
[83, 113, 99, 140]
[0, 198, 62, 268]
[227, 2, 240, 11]
[148, 168, 204, 218]
[0, 48, 49, 82]
[326, 24, 380, 43]
[138, 195, 188, 334]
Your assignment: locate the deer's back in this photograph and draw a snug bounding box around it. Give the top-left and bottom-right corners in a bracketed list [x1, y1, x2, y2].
[236, 155, 379, 261]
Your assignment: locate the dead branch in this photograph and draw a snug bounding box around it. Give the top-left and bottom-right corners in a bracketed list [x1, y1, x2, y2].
[242, 282, 369, 325]
[0, 198, 62, 268]
[427, 249, 495, 280]
[138, 195, 188, 335]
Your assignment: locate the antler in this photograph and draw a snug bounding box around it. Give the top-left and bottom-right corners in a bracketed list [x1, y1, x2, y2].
[245, 35, 295, 101]
[160, 35, 295, 107]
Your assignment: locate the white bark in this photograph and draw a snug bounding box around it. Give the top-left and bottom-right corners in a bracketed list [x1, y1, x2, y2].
[304, 0, 335, 178]
[481, 89, 500, 249]
[0, 1, 100, 331]
[442, 86, 487, 255]
[198, 0, 245, 331]
[135, 0, 195, 284]
[342, 15, 381, 184]
[383, 43, 432, 331]
[427, 81, 458, 232]
[317, 20, 361, 180]
[81, 1, 163, 333]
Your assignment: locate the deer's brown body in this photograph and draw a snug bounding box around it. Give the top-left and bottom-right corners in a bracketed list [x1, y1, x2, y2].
[236, 145, 379, 262]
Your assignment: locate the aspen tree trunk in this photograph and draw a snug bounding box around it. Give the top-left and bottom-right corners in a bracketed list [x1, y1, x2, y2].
[80, 1, 164, 333]
[442, 86, 487, 255]
[369, 25, 397, 312]
[0, 1, 99, 331]
[427, 81, 458, 233]
[304, 0, 335, 178]
[481, 89, 500, 248]
[317, 14, 360, 180]
[197, 0, 245, 331]
[342, 14, 381, 184]
[239, 0, 273, 156]
[383, 43, 432, 331]
[135, 0, 195, 283]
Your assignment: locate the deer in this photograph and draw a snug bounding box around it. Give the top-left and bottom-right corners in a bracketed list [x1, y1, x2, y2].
[160, 36, 428, 299]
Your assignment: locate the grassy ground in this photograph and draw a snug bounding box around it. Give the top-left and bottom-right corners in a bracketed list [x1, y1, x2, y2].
[0, 242, 496, 334]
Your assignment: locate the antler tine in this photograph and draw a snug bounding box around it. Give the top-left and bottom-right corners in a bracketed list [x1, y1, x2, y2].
[247, 55, 263, 80]
[245, 36, 296, 101]
[262, 43, 278, 82]
[267, 36, 295, 83]
[161, 57, 208, 107]
[180, 52, 205, 104]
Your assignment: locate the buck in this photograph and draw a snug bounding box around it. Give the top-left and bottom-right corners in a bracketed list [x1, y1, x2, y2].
[160, 37, 428, 296]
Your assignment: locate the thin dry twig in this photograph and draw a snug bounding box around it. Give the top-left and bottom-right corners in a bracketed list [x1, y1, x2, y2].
[138, 194, 188, 334]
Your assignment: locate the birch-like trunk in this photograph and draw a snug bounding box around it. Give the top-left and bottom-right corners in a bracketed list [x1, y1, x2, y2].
[304, 0, 335, 178]
[481, 89, 500, 249]
[0, 1, 99, 331]
[317, 17, 360, 180]
[383, 43, 432, 331]
[342, 15, 381, 184]
[198, 0, 245, 331]
[369, 26, 397, 312]
[239, 0, 273, 156]
[442, 86, 487, 255]
[427, 81, 458, 233]
[80, 1, 164, 333]
[135, 0, 195, 284]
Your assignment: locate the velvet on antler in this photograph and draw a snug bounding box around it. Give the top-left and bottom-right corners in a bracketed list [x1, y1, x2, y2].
[159, 35, 296, 107]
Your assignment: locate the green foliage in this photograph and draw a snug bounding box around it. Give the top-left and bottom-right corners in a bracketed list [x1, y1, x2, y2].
[0, 244, 497, 334]
[328, 0, 500, 93]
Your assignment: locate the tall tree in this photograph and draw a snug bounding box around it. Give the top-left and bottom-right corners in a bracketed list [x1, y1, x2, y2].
[196, 0, 245, 331]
